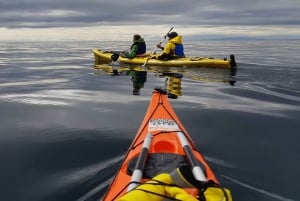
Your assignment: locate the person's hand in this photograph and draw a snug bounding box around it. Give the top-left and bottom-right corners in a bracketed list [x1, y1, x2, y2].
[156, 44, 164, 50]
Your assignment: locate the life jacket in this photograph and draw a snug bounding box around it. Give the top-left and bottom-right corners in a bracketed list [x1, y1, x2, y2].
[174, 43, 185, 57]
[130, 40, 146, 55]
[137, 41, 146, 55]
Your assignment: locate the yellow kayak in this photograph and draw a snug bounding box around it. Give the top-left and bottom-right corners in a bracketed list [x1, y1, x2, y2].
[93, 49, 237, 69]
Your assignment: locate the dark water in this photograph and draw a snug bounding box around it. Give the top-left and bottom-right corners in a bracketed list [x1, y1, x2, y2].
[0, 40, 299, 201]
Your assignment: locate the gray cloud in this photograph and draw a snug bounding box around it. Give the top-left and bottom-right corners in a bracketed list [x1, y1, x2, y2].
[0, 0, 300, 29]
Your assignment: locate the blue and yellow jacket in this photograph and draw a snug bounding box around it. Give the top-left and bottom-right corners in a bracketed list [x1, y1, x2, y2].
[156, 35, 185, 60]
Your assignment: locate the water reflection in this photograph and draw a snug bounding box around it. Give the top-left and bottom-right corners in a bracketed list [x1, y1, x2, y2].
[94, 65, 148, 95]
[155, 71, 183, 99]
[178, 66, 237, 86]
[94, 64, 237, 97]
[126, 70, 147, 95]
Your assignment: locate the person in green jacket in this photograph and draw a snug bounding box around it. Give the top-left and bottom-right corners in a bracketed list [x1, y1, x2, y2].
[120, 34, 147, 59]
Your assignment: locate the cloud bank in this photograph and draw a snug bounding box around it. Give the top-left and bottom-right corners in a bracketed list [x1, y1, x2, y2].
[1, 0, 300, 40]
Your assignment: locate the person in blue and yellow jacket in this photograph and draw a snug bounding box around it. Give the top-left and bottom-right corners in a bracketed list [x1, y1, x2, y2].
[153, 32, 185, 60]
[117, 166, 232, 201]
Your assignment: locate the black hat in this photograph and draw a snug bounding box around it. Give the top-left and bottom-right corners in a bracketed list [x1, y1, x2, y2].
[167, 32, 178, 39]
[133, 34, 141, 40]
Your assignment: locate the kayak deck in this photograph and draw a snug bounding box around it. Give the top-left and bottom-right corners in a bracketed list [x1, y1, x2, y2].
[101, 88, 219, 201]
[93, 49, 237, 69]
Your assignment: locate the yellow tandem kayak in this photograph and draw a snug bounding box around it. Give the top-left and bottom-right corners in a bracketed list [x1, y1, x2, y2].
[93, 49, 237, 69]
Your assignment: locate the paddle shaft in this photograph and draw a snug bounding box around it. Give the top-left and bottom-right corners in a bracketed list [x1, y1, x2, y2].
[142, 27, 174, 67]
[177, 132, 207, 182]
[127, 133, 152, 191]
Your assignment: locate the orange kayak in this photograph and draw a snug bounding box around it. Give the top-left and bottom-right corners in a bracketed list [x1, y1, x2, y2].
[101, 88, 222, 201]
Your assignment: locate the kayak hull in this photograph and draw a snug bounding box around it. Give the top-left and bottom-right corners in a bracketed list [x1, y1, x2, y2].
[93, 49, 237, 69]
[101, 88, 219, 201]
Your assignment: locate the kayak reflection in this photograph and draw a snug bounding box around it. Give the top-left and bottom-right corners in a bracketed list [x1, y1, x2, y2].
[164, 66, 237, 87]
[94, 65, 148, 95]
[94, 64, 237, 96]
[155, 71, 183, 99]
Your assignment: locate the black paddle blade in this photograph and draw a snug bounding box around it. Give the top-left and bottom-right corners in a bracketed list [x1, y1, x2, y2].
[154, 87, 167, 95]
[111, 53, 119, 62]
[111, 69, 119, 76]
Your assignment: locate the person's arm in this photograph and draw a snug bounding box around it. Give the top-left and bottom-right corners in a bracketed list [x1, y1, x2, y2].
[156, 43, 164, 50]
[127, 45, 138, 59]
[155, 42, 173, 60]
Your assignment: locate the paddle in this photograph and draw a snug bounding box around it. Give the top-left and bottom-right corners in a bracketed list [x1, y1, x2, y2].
[177, 131, 207, 182]
[127, 132, 152, 191]
[141, 27, 174, 68]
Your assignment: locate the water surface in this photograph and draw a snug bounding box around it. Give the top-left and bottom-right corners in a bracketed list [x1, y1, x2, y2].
[0, 39, 299, 201]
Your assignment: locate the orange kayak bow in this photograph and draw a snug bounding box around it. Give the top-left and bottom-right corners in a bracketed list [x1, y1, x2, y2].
[101, 88, 220, 201]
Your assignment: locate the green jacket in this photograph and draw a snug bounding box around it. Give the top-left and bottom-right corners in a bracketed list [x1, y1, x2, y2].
[127, 38, 146, 59]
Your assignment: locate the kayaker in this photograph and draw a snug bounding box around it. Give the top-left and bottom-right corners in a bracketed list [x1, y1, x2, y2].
[117, 165, 232, 201]
[120, 34, 147, 59]
[152, 32, 185, 60]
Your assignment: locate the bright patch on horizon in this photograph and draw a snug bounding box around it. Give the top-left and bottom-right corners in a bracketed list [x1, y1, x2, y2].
[0, 79, 68, 87]
[0, 25, 300, 41]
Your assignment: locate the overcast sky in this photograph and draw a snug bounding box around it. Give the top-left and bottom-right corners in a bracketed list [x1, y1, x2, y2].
[1, 0, 300, 41]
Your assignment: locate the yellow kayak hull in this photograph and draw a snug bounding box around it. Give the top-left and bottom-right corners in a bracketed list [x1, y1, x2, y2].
[93, 49, 237, 69]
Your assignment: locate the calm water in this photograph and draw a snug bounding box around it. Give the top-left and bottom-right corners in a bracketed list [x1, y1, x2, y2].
[0, 39, 300, 201]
